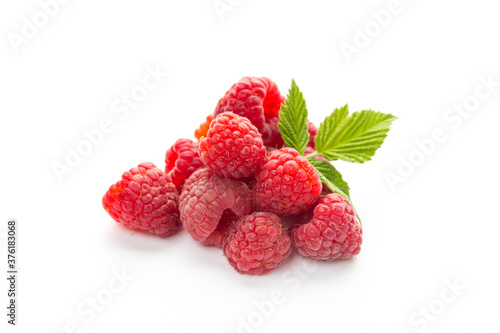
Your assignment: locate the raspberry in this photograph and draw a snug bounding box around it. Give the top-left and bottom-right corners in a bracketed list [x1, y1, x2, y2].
[102, 162, 181, 237]
[303, 146, 316, 157]
[179, 168, 253, 243]
[195, 115, 213, 140]
[265, 146, 277, 154]
[202, 210, 238, 247]
[253, 147, 322, 216]
[164, 138, 203, 190]
[223, 212, 291, 275]
[213, 77, 284, 146]
[290, 193, 362, 260]
[199, 112, 266, 179]
[260, 116, 284, 149]
[307, 120, 318, 148]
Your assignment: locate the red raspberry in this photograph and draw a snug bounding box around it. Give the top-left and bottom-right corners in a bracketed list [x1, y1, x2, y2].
[223, 212, 291, 275]
[303, 146, 315, 155]
[260, 116, 284, 149]
[291, 193, 362, 260]
[179, 168, 253, 243]
[202, 210, 238, 247]
[164, 138, 203, 190]
[307, 120, 318, 148]
[265, 146, 277, 154]
[213, 77, 284, 146]
[253, 147, 322, 216]
[102, 162, 181, 237]
[195, 115, 213, 140]
[199, 112, 266, 179]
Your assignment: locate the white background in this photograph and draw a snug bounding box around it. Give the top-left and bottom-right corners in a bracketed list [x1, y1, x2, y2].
[1, 0, 499, 332]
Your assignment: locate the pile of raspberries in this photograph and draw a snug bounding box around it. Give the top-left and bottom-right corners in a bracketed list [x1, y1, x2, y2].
[102, 77, 362, 275]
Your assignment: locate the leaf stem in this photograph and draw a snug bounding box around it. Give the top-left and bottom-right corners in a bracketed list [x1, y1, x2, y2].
[305, 152, 319, 159]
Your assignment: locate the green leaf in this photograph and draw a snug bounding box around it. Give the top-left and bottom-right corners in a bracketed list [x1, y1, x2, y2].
[278, 79, 309, 155]
[315, 104, 349, 150]
[307, 158, 350, 200]
[315, 108, 397, 163]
